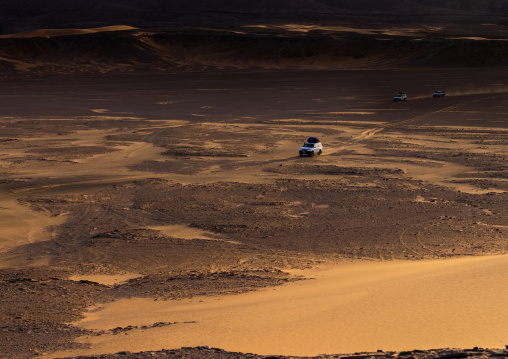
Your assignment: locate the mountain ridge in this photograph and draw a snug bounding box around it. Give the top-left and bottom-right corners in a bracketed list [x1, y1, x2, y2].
[3, 0, 508, 34]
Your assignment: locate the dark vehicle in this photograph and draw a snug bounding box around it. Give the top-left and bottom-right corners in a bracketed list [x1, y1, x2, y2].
[433, 91, 446, 97]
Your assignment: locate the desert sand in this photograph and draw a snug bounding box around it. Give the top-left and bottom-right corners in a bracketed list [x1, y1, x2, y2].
[1, 67, 507, 359]
[50, 255, 508, 357]
[1, 10, 508, 358]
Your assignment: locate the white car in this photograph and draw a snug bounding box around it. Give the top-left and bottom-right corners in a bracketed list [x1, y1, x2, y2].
[299, 141, 323, 157]
[433, 90, 445, 97]
[393, 92, 407, 101]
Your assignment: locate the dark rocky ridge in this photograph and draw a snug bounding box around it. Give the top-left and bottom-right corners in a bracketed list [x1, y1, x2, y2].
[2, 0, 508, 75]
[1, 28, 508, 75]
[3, 0, 508, 34]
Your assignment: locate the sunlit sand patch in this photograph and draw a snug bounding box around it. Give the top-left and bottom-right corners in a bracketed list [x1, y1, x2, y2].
[288, 211, 310, 219]
[286, 201, 302, 206]
[0, 199, 66, 254]
[263, 118, 311, 124]
[475, 222, 508, 230]
[50, 255, 508, 358]
[149, 224, 217, 240]
[450, 182, 507, 195]
[69, 273, 142, 286]
[149, 224, 241, 245]
[243, 24, 424, 37]
[5, 135, 169, 186]
[90, 109, 109, 113]
[413, 195, 437, 203]
[0, 56, 36, 71]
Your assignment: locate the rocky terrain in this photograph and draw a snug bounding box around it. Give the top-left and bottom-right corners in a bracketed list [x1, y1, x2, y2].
[1, 2, 508, 359]
[68, 346, 508, 359]
[0, 68, 506, 358]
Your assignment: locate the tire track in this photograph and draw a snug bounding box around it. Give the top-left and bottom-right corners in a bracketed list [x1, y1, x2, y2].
[352, 94, 497, 144]
[354, 103, 463, 142]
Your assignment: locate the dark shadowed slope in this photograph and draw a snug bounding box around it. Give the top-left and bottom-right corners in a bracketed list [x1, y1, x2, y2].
[2, 0, 508, 34]
[1, 0, 508, 75]
[1, 26, 508, 75]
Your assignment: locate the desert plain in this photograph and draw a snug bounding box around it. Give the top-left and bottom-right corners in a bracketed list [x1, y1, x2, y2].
[0, 11, 508, 359]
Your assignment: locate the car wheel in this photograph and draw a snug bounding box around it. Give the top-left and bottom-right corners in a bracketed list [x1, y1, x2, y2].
[310, 151, 315, 157]
[299, 152, 303, 156]
[318, 150, 322, 155]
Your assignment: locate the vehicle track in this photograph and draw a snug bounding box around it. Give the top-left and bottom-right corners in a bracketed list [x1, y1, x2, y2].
[353, 93, 499, 144]
[354, 103, 463, 142]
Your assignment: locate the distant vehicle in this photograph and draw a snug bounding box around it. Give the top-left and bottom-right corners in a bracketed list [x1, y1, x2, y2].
[393, 92, 407, 101]
[299, 137, 323, 157]
[433, 90, 446, 97]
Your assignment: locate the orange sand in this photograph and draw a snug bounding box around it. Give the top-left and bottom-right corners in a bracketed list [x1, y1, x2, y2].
[49, 255, 508, 358]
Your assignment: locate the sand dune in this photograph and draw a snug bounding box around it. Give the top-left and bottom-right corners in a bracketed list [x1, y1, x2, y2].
[50, 255, 508, 357]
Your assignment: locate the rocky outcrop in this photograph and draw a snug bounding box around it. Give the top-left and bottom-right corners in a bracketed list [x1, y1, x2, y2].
[68, 346, 508, 358]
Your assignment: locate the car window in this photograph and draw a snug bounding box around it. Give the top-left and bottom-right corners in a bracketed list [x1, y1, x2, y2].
[304, 143, 314, 147]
